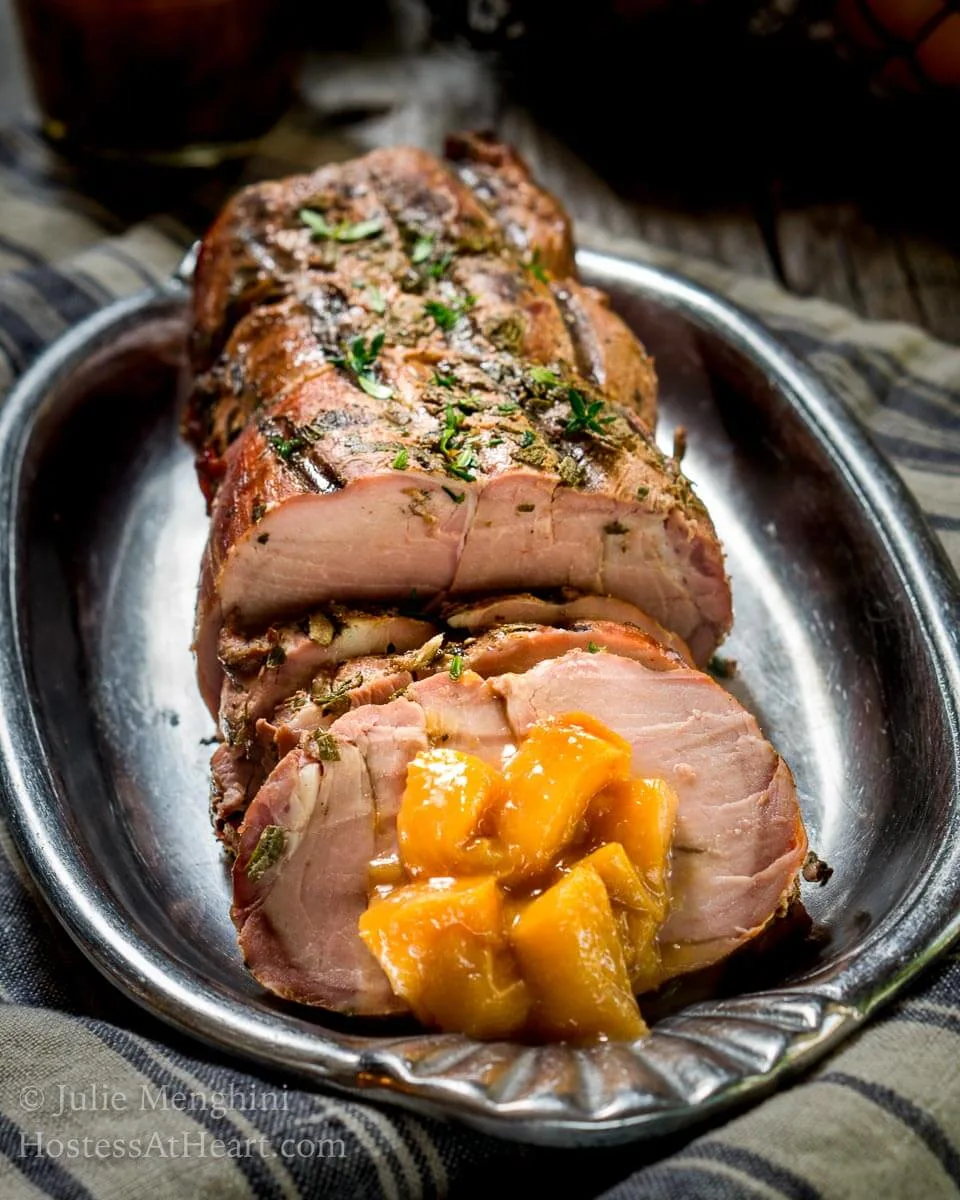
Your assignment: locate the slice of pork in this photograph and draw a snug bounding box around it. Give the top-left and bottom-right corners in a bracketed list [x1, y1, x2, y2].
[233, 641, 806, 1012]
[443, 591, 694, 664]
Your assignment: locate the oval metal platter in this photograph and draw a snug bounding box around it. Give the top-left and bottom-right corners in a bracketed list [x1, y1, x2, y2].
[1, 252, 958, 1146]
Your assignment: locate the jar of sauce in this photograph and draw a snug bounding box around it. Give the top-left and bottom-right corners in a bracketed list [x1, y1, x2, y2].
[13, 0, 302, 164]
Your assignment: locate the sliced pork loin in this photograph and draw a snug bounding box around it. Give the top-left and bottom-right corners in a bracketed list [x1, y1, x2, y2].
[213, 606, 692, 846]
[215, 605, 436, 738]
[232, 630, 806, 1015]
[193, 385, 729, 707]
[443, 590, 694, 665]
[188, 138, 727, 707]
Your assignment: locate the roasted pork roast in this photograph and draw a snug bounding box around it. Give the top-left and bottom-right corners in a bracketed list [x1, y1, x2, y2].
[187, 136, 808, 1027]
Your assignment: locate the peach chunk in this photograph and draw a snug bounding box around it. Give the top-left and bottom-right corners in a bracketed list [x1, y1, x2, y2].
[398, 749, 506, 878]
[500, 718, 631, 881]
[591, 777, 679, 903]
[358, 877, 527, 1037]
[417, 926, 530, 1039]
[579, 842, 653, 910]
[510, 863, 647, 1041]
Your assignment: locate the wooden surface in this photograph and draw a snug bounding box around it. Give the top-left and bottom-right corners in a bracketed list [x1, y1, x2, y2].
[1, 0, 957, 344]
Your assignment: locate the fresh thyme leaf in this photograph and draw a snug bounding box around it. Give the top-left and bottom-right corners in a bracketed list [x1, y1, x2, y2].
[392, 447, 409, 470]
[424, 296, 475, 332]
[497, 402, 519, 415]
[266, 434, 305, 462]
[433, 371, 456, 389]
[449, 653, 464, 680]
[265, 644, 287, 668]
[246, 825, 285, 881]
[311, 672, 363, 715]
[520, 430, 536, 448]
[368, 286, 386, 315]
[564, 388, 615, 436]
[427, 252, 453, 279]
[411, 235, 433, 264]
[332, 332, 394, 399]
[529, 366, 560, 386]
[524, 247, 549, 284]
[357, 374, 394, 400]
[310, 729, 341, 762]
[587, 641, 601, 653]
[299, 208, 384, 243]
[442, 486, 465, 503]
[488, 435, 503, 447]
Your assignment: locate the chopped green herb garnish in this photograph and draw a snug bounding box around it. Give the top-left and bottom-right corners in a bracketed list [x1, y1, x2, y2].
[427, 252, 453, 279]
[311, 672, 363, 716]
[266, 434, 305, 462]
[411, 235, 433, 264]
[392, 447, 409, 470]
[497, 402, 519, 415]
[447, 445, 478, 481]
[457, 394, 483, 413]
[586, 641, 601, 654]
[246, 825, 285, 881]
[265, 644, 287, 669]
[442, 486, 465, 504]
[636, 485, 650, 500]
[439, 404, 464, 457]
[367, 286, 387, 315]
[251, 499, 266, 523]
[520, 429, 536, 448]
[310, 729, 341, 762]
[530, 366, 560, 386]
[433, 371, 456, 389]
[424, 296, 475, 332]
[331, 332, 394, 400]
[300, 208, 384, 243]
[488, 436, 504, 447]
[524, 247, 549, 284]
[565, 388, 615, 436]
[449, 653, 464, 680]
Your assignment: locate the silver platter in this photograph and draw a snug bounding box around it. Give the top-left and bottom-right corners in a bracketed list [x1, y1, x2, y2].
[1, 251, 958, 1145]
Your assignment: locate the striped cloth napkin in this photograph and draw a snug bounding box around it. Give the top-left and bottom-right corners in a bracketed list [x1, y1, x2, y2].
[1, 116, 959, 1200]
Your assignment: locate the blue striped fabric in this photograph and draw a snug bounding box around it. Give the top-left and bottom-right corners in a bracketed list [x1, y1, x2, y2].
[1, 120, 959, 1200]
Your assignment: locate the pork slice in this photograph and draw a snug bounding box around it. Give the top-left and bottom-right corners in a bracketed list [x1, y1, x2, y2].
[443, 592, 694, 664]
[461, 621, 686, 677]
[491, 652, 807, 978]
[233, 644, 805, 1013]
[233, 699, 428, 1013]
[216, 608, 434, 733]
[408, 670, 516, 766]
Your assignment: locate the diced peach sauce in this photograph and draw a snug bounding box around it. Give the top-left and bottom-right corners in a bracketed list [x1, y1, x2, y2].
[358, 710, 679, 1043]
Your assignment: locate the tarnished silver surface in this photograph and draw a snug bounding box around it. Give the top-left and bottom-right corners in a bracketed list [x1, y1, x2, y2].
[0, 252, 958, 1145]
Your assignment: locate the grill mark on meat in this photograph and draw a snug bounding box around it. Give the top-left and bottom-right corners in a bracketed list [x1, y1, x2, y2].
[256, 413, 344, 495]
[550, 283, 599, 383]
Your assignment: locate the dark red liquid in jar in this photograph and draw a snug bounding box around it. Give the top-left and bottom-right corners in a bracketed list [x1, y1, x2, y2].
[14, 0, 301, 161]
